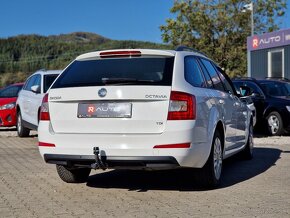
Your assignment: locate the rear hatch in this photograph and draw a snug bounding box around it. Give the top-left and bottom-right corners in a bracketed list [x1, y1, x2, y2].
[48, 50, 175, 134]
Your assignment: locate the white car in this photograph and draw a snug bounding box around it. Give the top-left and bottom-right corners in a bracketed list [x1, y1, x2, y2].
[16, 69, 61, 137]
[38, 48, 254, 187]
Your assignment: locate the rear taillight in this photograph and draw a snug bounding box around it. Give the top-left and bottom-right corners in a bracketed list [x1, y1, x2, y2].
[40, 93, 50, 121]
[100, 51, 141, 58]
[167, 91, 196, 120]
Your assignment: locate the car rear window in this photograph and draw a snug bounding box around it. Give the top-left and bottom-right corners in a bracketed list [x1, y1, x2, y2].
[52, 57, 174, 88]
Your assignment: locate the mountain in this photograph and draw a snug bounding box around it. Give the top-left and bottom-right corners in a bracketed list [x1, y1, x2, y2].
[0, 32, 170, 86]
[49, 32, 110, 44]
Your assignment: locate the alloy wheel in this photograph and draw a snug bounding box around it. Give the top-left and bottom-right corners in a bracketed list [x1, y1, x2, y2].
[249, 125, 254, 155]
[213, 137, 222, 180]
[17, 114, 22, 133]
[268, 115, 279, 135]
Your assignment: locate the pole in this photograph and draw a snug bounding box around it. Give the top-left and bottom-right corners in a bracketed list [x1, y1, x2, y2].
[251, 2, 254, 36]
[248, 2, 254, 77]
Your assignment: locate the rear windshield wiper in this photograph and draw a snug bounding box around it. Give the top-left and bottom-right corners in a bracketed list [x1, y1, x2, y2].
[101, 78, 157, 85]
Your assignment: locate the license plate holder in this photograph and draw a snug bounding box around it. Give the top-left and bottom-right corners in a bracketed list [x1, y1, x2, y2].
[77, 102, 132, 118]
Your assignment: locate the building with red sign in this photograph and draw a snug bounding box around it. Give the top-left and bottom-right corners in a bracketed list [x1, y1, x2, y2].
[247, 28, 290, 79]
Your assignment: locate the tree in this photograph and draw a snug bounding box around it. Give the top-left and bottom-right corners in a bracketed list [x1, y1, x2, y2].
[0, 32, 172, 87]
[160, 0, 287, 77]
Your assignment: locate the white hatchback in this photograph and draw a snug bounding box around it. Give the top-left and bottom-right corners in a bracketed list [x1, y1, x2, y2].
[38, 48, 254, 187]
[16, 69, 61, 137]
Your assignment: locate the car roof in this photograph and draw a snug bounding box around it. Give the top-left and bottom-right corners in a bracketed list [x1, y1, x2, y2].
[33, 69, 62, 76]
[257, 79, 289, 84]
[232, 77, 257, 82]
[0, 83, 24, 90]
[9, 82, 24, 86]
[233, 77, 289, 83]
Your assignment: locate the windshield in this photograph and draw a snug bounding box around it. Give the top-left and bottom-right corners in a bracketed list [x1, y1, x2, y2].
[52, 56, 174, 88]
[0, 84, 23, 98]
[260, 81, 290, 97]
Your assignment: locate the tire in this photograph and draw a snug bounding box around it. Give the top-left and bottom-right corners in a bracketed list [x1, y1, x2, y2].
[266, 111, 283, 136]
[242, 122, 254, 160]
[17, 111, 30, 138]
[56, 165, 91, 183]
[198, 130, 223, 188]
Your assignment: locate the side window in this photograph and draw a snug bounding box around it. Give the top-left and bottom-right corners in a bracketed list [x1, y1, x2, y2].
[243, 82, 264, 95]
[184, 56, 206, 88]
[44, 74, 58, 93]
[197, 60, 214, 88]
[199, 58, 225, 92]
[232, 81, 243, 94]
[215, 67, 236, 94]
[23, 75, 37, 91]
[34, 74, 41, 88]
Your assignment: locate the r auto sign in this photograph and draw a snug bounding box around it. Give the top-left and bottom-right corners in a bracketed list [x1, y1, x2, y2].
[247, 28, 290, 51]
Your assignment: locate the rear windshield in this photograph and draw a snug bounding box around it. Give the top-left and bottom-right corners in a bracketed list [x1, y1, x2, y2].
[44, 74, 59, 93]
[52, 57, 174, 88]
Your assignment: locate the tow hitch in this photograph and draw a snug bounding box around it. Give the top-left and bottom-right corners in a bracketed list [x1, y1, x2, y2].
[91, 147, 108, 170]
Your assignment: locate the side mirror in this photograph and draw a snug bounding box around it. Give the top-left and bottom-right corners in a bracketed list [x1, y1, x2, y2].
[239, 86, 251, 97]
[31, 85, 40, 94]
[240, 96, 253, 104]
[251, 92, 263, 98]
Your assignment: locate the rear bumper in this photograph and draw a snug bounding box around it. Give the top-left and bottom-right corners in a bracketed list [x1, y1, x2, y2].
[44, 154, 179, 170]
[38, 121, 213, 168]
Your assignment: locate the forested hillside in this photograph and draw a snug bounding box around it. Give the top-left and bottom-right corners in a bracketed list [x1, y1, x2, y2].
[0, 32, 170, 86]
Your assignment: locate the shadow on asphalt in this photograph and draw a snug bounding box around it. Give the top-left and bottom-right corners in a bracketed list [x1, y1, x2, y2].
[0, 127, 17, 131]
[253, 131, 290, 138]
[0, 127, 38, 137]
[87, 147, 281, 192]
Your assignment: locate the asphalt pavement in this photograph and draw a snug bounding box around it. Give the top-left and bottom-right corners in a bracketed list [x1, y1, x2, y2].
[0, 128, 289, 218]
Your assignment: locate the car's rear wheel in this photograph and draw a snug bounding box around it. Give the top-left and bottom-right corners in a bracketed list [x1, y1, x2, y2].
[198, 130, 223, 187]
[266, 111, 283, 136]
[17, 111, 30, 138]
[242, 122, 254, 160]
[56, 165, 91, 183]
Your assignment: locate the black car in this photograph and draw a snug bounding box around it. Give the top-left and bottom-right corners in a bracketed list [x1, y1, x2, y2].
[233, 78, 290, 136]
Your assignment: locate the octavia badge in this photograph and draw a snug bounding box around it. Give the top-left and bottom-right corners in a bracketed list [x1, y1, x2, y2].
[98, 88, 107, 97]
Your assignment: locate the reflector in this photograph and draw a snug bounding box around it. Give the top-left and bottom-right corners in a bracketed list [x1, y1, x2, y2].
[38, 142, 55, 147]
[154, 143, 191, 149]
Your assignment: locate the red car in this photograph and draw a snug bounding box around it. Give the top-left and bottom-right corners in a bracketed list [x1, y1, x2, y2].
[0, 83, 24, 127]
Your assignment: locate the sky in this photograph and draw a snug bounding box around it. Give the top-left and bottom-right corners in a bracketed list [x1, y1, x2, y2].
[0, 0, 290, 43]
